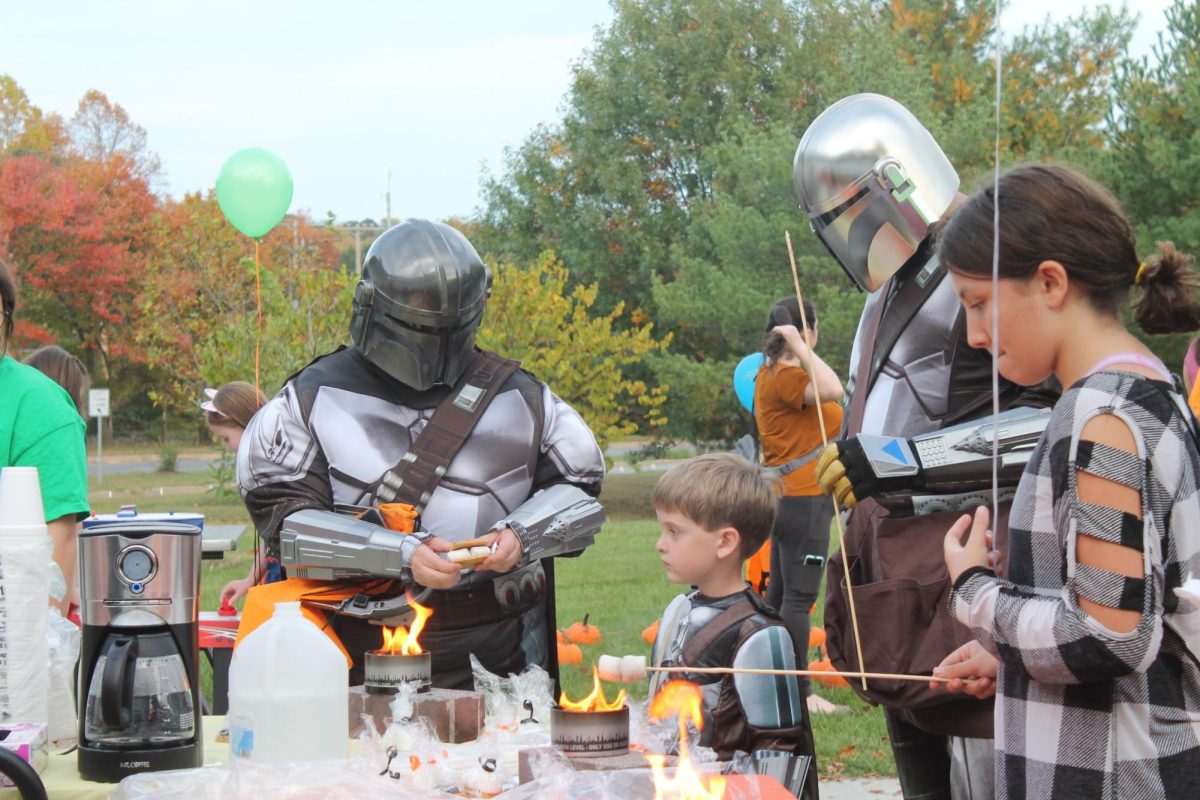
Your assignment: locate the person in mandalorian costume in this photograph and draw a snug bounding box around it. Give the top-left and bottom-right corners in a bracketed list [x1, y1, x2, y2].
[793, 94, 1057, 800]
[237, 218, 606, 689]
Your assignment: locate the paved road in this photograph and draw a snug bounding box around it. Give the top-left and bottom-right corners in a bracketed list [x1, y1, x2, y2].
[89, 456, 216, 475]
[88, 441, 696, 476]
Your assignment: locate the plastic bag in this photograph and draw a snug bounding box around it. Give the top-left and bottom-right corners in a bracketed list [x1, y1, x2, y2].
[469, 654, 555, 739]
[112, 757, 457, 799]
[45, 607, 79, 745]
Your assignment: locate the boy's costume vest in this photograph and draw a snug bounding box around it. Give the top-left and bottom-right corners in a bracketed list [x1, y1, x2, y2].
[651, 588, 818, 800]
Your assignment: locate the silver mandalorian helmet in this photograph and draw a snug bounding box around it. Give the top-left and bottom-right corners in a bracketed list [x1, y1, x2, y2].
[793, 93, 959, 293]
[350, 219, 491, 390]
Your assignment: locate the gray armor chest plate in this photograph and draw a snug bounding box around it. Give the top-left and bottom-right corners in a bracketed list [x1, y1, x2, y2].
[311, 386, 539, 539]
[847, 276, 962, 438]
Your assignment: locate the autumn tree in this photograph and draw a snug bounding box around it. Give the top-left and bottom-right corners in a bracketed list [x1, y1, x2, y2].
[68, 89, 162, 182]
[0, 74, 65, 156]
[138, 193, 346, 437]
[476, 252, 670, 452]
[0, 151, 155, 378]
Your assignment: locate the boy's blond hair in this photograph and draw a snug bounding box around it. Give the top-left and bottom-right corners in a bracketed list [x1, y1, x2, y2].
[652, 452, 776, 558]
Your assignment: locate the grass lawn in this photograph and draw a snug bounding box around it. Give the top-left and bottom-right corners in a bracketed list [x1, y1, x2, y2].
[89, 468, 897, 781]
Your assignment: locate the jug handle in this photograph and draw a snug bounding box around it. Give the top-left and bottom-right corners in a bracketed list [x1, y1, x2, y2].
[100, 637, 138, 731]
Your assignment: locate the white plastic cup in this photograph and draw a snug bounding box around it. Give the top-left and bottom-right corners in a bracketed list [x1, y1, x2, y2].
[0, 466, 52, 727]
[0, 466, 46, 529]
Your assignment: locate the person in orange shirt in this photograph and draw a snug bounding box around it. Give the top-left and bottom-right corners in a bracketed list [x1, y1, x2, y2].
[1184, 337, 1200, 417]
[754, 297, 845, 713]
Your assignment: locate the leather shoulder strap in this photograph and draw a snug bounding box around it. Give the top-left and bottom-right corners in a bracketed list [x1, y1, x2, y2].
[372, 351, 519, 511]
[680, 596, 761, 666]
[847, 253, 945, 435]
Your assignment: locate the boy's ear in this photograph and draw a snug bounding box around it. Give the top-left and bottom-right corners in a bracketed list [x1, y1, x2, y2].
[717, 526, 742, 560]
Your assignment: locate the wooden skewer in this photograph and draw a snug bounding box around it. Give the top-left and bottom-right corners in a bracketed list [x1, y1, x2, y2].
[784, 231, 868, 691]
[647, 664, 952, 684]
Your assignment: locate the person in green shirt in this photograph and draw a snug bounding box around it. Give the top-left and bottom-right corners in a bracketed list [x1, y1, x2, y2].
[0, 260, 90, 614]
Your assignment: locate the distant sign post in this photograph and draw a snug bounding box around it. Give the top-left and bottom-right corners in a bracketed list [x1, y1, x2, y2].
[89, 389, 110, 485]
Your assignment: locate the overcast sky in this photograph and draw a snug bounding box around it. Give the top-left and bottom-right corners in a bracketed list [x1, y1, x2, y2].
[1, 0, 1175, 224]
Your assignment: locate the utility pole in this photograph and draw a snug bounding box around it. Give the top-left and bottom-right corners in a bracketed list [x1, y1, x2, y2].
[386, 168, 392, 229]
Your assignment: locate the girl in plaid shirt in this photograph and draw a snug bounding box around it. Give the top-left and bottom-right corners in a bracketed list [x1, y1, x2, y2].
[933, 164, 1200, 799]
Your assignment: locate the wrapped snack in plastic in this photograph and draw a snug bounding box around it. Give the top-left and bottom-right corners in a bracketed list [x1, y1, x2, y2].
[470, 655, 555, 740]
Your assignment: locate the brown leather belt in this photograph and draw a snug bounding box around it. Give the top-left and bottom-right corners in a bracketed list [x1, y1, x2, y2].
[422, 580, 545, 632]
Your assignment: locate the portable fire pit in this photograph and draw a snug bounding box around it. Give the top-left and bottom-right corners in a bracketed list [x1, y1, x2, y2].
[363, 593, 434, 694]
[550, 669, 630, 757]
[365, 650, 432, 694]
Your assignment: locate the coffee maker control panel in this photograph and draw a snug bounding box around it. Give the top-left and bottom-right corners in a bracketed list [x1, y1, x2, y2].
[79, 522, 201, 628]
[117, 545, 157, 589]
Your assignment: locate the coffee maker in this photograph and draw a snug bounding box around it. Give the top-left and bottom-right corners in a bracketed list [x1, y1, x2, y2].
[77, 521, 203, 782]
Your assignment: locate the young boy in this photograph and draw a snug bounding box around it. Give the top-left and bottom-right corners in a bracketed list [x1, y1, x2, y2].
[650, 453, 818, 797]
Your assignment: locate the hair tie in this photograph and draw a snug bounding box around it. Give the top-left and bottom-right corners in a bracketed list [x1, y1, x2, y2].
[1134, 262, 1147, 286]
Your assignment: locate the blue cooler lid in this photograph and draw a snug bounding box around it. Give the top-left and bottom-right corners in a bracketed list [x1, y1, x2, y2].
[83, 504, 205, 532]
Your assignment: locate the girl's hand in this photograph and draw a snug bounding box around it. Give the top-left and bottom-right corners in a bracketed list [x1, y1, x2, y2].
[944, 505, 991, 584]
[931, 641, 998, 699]
[772, 324, 811, 359]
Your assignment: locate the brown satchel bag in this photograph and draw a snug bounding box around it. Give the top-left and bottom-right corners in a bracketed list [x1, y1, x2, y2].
[823, 497, 1004, 738]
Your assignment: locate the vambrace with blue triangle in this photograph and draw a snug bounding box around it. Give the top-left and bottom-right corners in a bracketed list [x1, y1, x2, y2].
[828, 406, 1050, 510]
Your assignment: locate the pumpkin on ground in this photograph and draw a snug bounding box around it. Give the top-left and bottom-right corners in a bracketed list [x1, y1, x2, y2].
[558, 641, 583, 666]
[564, 613, 602, 646]
[642, 619, 660, 646]
[808, 627, 826, 650]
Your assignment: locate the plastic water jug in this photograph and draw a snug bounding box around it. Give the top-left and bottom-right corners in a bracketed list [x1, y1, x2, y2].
[227, 601, 348, 763]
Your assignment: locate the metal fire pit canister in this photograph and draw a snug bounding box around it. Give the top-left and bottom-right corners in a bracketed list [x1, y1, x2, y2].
[364, 651, 432, 694]
[550, 706, 630, 757]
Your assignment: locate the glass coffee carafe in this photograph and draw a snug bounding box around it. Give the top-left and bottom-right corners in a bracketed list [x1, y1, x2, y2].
[83, 630, 195, 747]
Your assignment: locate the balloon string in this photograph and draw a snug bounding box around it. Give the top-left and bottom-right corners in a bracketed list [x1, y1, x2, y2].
[991, 0, 1003, 544]
[255, 239, 262, 398]
[254, 237, 262, 596]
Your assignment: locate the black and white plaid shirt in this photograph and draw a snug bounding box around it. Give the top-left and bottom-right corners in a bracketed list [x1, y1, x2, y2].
[952, 371, 1200, 799]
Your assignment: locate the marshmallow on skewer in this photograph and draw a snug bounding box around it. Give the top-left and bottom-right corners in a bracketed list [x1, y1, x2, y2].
[597, 655, 624, 682]
[620, 655, 647, 682]
[596, 654, 648, 683]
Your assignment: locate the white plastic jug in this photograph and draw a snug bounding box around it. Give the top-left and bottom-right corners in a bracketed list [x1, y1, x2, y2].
[227, 601, 348, 763]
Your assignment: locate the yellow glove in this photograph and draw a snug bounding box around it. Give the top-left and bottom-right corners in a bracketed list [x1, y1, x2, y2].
[815, 443, 858, 508]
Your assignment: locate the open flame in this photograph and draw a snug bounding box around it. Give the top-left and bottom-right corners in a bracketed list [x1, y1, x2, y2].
[379, 592, 434, 655]
[646, 680, 726, 800]
[559, 665, 627, 712]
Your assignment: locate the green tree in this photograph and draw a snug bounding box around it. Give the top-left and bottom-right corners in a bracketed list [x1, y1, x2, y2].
[476, 252, 670, 452]
[1101, 0, 1200, 371]
[478, 0, 808, 319]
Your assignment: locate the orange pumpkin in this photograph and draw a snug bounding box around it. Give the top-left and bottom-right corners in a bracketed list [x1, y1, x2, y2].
[558, 641, 583, 666]
[564, 613, 602, 646]
[818, 668, 850, 688]
[642, 618, 661, 646]
[808, 627, 826, 650]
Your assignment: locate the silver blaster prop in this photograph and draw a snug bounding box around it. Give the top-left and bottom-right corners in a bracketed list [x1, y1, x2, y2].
[857, 406, 1051, 511]
[505, 483, 606, 564]
[277, 484, 605, 621]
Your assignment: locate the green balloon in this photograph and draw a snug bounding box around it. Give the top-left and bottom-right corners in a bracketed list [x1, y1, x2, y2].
[215, 147, 294, 239]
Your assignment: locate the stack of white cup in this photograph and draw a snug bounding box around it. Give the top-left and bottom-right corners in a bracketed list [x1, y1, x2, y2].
[0, 466, 52, 726]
